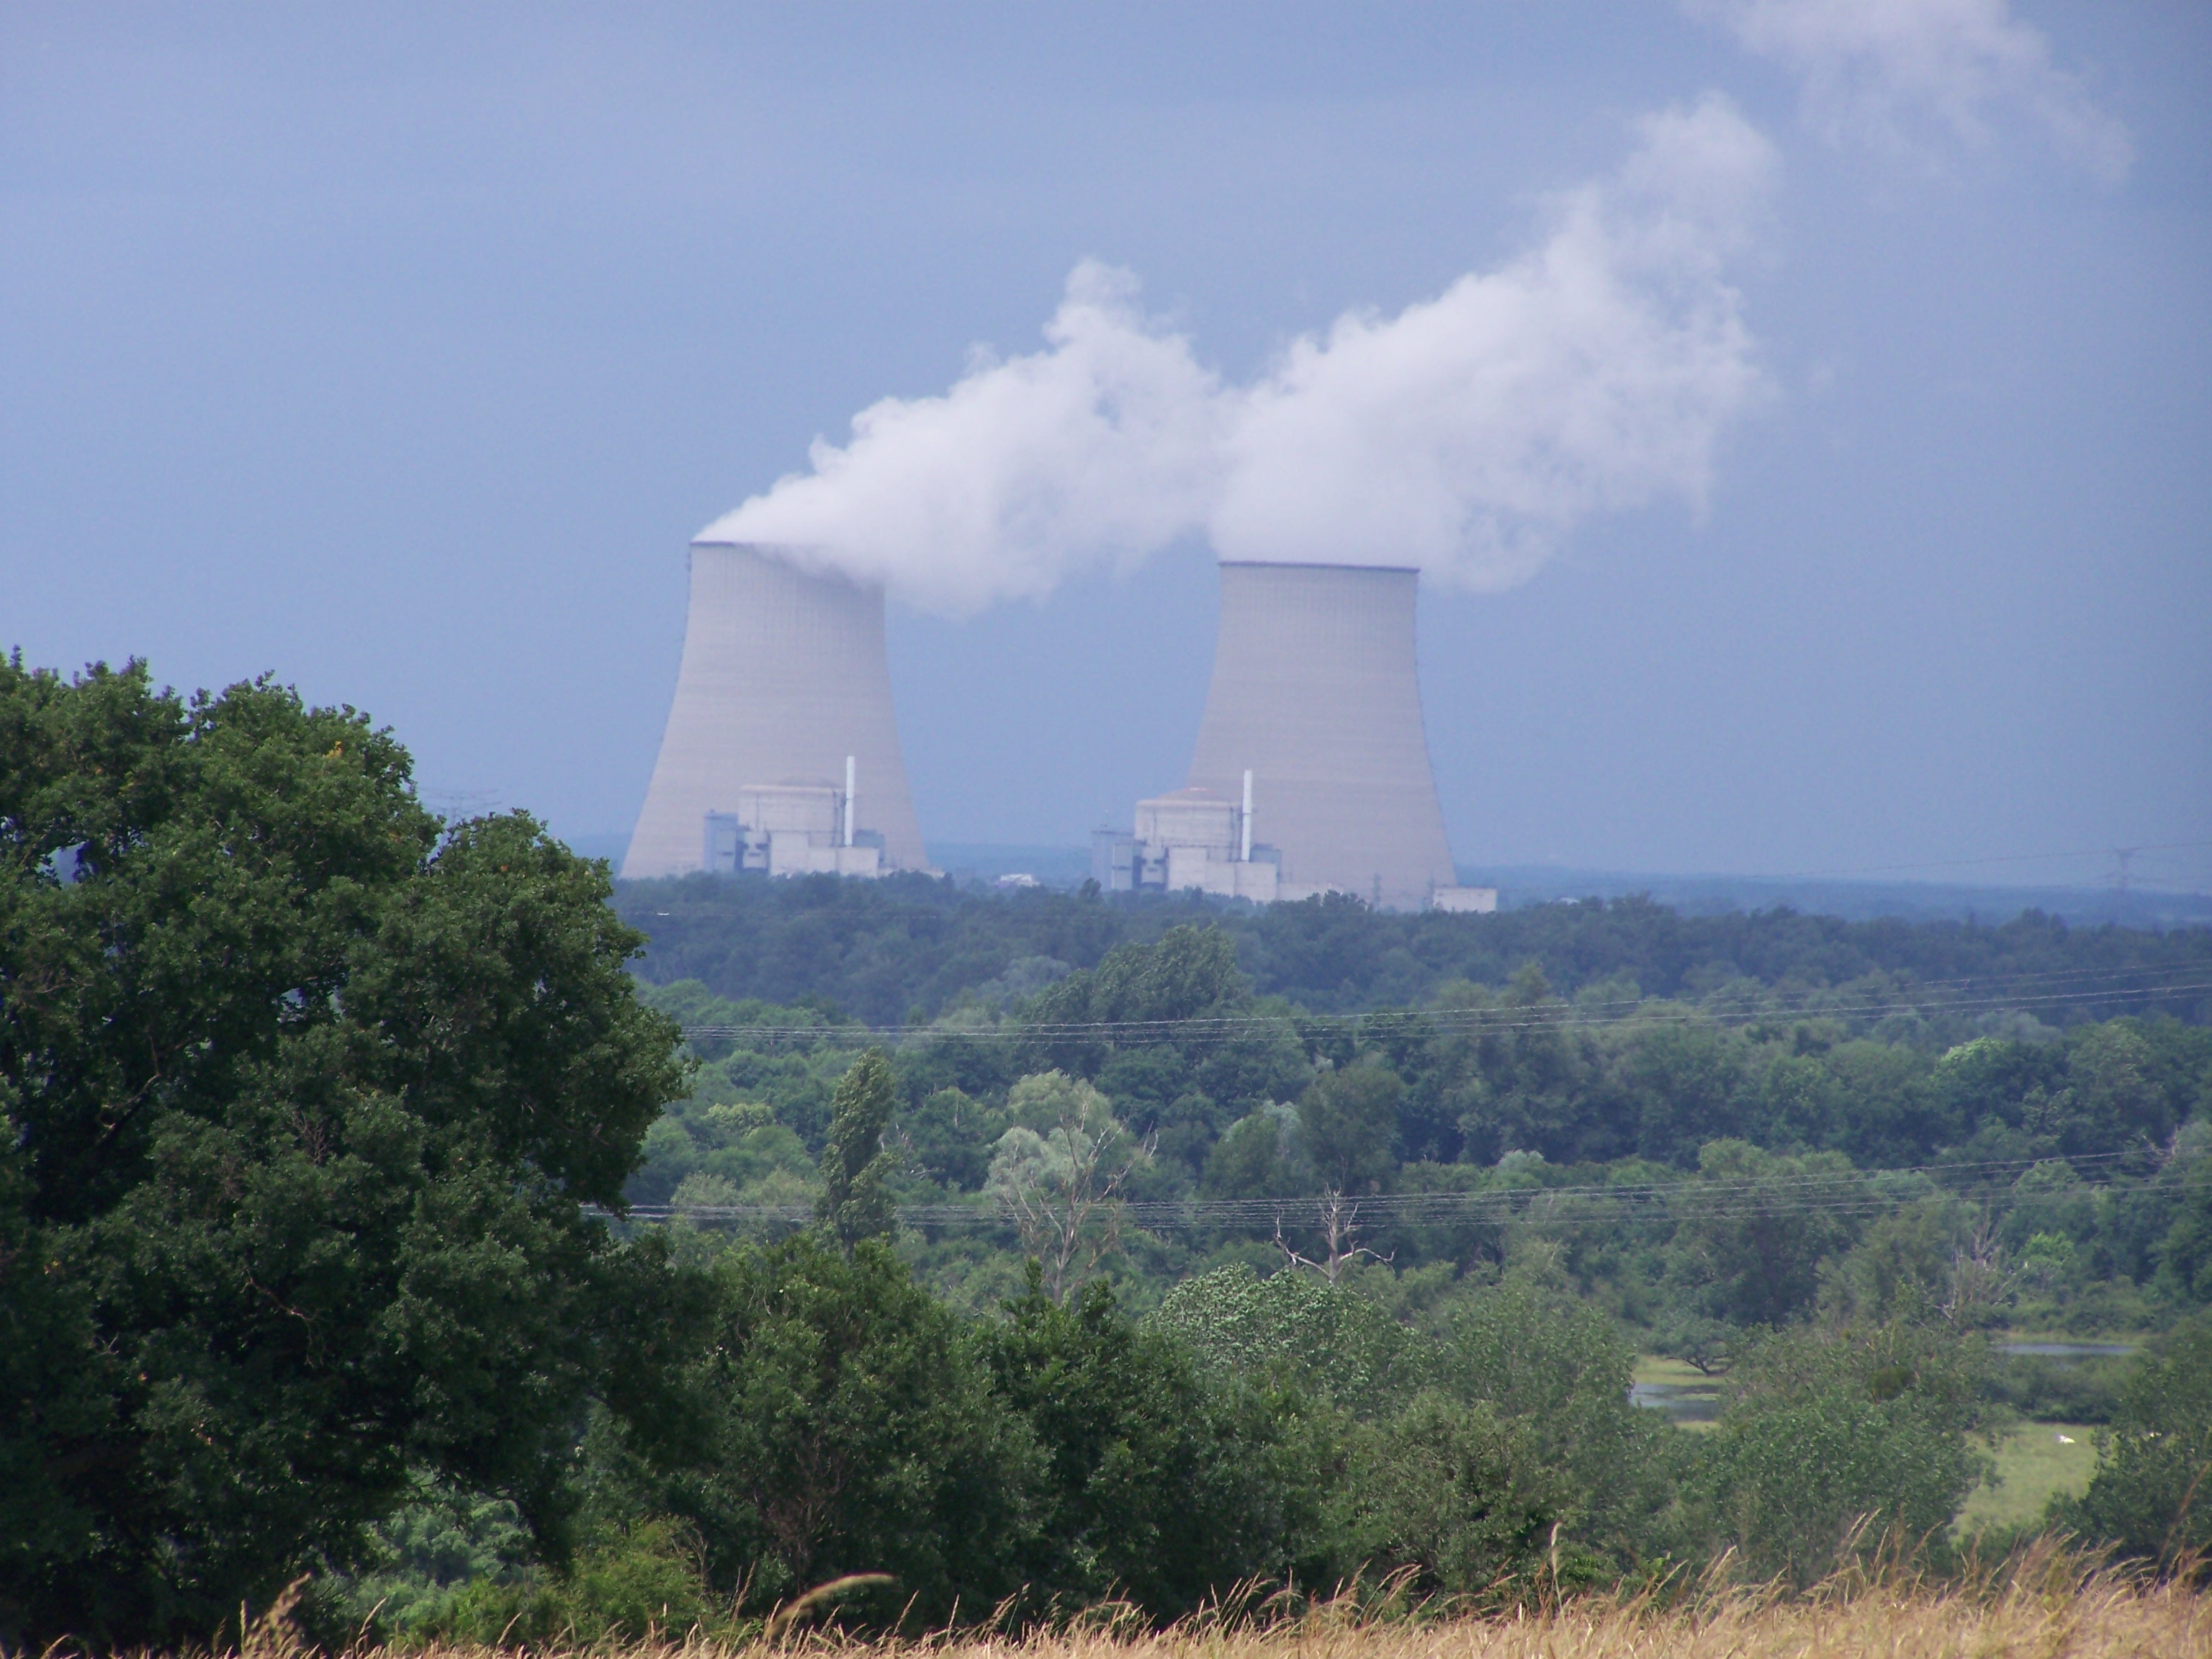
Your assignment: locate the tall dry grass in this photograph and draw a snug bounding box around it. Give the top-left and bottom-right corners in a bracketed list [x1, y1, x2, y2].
[135, 1543, 2212, 1659]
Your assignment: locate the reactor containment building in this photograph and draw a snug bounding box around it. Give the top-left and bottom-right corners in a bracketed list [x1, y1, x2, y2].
[622, 541, 926, 881]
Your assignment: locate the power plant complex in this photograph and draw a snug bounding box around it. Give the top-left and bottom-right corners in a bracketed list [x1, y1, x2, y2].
[625, 542, 1493, 913]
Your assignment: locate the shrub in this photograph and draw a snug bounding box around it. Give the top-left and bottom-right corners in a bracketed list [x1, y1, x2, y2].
[1698, 1318, 1993, 1586]
[620, 1236, 1032, 1624]
[981, 1274, 1307, 1617]
[2055, 1312, 2212, 1569]
[1331, 1391, 1575, 1600]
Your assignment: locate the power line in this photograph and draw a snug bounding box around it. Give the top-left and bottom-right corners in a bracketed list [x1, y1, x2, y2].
[615, 1150, 2172, 1233]
[1742, 838, 2212, 882]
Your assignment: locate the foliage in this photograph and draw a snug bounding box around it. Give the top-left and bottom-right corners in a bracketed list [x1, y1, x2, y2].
[615, 871, 2212, 1029]
[1444, 1272, 1678, 1565]
[2154, 1125, 2212, 1305]
[431, 1518, 717, 1647]
[1298, 1064, 1403, 1195]
[1152, 1264, 1430, 1413]
[0, 659, 687, 1648]
[817, 1051, 899, 1249]
[606, 1236, 1030, 1623]
[2056, 1312, 2212, 1568]
[985, 1071, 1145, 1301]
[1660, 1142, 1867, 1328]
[1981, 1350, 2131, 1426]
[899, 1086, 1009, 1192]
[333, 1485, 534, 1637]
[1331, 1392, 1575, 1599]
[1698, 1318, 1995, 1586]
[17, 652, 2212, 1642]
[978, 1274, 1305, 1617]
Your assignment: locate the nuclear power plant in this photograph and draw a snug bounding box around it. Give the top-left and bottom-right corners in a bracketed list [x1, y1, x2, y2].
[625, 544, 1492, 912]
[1092, 561, 1494, 913]
[622, 541, 925, 881]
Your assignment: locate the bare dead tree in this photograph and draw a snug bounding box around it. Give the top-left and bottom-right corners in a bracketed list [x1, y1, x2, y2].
[1943, 1205, 2015, 1328]
[1273, 1191, 1393, 1285]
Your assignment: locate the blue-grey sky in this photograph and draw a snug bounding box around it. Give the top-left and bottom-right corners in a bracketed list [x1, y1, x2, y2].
[4, 3, 2208, 891]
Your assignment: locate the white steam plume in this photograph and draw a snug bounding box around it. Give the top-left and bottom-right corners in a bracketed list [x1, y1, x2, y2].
[1688, 0, 2132, 181]
[703, 95, 1778, 615]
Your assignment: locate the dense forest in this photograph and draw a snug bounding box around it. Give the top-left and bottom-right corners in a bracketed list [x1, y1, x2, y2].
[613, 870, 2212, 1022]
[7, 661, 2210, 1650]
[625, 909, 2212, 1339]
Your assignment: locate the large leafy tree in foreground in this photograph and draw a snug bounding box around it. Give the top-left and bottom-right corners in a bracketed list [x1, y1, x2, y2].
[0, 659, 685, 1645]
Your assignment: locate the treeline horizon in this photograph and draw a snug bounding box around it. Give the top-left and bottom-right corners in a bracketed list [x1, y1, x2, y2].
[611, 871, 2212, 1027]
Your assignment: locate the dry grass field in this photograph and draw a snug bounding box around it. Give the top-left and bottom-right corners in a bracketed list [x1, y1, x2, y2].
[200, 1548, 2209, 1659]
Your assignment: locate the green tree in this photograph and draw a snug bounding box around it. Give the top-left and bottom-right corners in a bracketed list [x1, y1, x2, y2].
[1280, 1064, 1402, 1280]
[1202, 1103, 1310, 1200]
[985, 1071, 1143, 1302]
[2152, 1125, 2212, 1306]
[1445, 966, 1600, 1165]
[1823, 1196, 1964, 1323]
[817, 1049, 899, 1249]
[1447, 1272, 1676, 1565]
[1619, 1022, 1748, 1167]
[1151, 1263, 1429, 1413]
[1334, 1392, 1568, 1601]
[431, 1518, 715, 1647]
[1697, 1318, 1992, 1586]
[1017, 925, 1308, 1120]
[979, 1274, 1300, 1617]
[0, 660, 688, 1647]
[1298, 1064, 1403, 1195]
[896, 1085, 1007, 1192]
[614, 1236, 1032, 1622]
[2055, 1313, 2212, 1568]
[1660, 1141, 1864, 1328]
[1087, 924, 1245, 1025]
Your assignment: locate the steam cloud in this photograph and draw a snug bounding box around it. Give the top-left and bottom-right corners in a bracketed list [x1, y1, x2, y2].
[702, 96, 1779, 616]
[1689, 0, 2132, 181]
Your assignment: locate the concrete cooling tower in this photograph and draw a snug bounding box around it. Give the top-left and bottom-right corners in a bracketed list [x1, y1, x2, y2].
[1184, 560, 1456, 910]
[622, 542, 926, 880]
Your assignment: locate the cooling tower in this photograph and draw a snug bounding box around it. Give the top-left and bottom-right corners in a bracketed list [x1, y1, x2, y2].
[622, 542, 925, 879]
[1184, 561, 1455, 910]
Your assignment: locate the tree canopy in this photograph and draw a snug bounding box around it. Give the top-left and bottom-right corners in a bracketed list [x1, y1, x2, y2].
[0, 659, 686, 1647]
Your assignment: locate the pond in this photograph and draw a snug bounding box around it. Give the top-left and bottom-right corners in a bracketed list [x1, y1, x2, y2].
[1628, 1380, 1721, 1423]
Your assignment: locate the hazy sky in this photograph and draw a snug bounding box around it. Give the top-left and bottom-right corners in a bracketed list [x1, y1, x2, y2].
[4, 4, 2208, 891]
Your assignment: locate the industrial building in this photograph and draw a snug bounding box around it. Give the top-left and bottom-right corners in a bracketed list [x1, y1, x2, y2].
[1092, 778, 1306, 902]
[702, 772, 886, 878]
[622, 541, 925, 880]
[1093, 560, 1496, 914]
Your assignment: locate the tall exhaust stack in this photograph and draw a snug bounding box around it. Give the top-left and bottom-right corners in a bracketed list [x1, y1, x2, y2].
[622, 542, 925, 878]
[1184, 561, 1454, 909]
